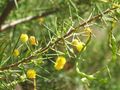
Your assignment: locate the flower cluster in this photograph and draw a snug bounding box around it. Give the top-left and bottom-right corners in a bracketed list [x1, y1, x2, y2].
[13, 34, 38, 57]
[20, 34, 38, 46]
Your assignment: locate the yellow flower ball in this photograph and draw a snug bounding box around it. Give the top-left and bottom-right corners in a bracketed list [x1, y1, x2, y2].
[29, 36, 38, 46]
[84, 27, 92, 35]
[27, 69, 36, 79]
[13, 49, 20, 57]
[20, 34, 28, 43]
[54, 56, 66, 70]
[72, 39, 86, 52]
[76, 42, 86, 52]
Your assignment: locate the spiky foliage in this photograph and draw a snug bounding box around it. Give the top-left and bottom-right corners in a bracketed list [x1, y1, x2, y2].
[0, 0, 120, 90]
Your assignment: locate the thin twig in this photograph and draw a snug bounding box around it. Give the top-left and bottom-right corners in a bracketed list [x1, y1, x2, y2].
[0, 7, 118, 71]
[0, 7, 59, 32]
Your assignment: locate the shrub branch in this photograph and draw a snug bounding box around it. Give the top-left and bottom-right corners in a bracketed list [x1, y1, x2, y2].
[0, 7, 59, 32]
[0, 7, 118, 71]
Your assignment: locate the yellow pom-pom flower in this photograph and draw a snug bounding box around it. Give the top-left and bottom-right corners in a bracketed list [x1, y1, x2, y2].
[20, 34, 28, 43]
[72, 39, 86, 52]
[29, 36, 38, 46]
[76, 42, 86, 52]
[84, 27, 92, 35]
[54, 56, 66, 70]
[27, 69, 36, 79]
[13, 49, 20, 57]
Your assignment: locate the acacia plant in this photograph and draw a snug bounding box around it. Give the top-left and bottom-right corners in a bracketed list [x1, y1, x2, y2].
[0, 0, 120, 90]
